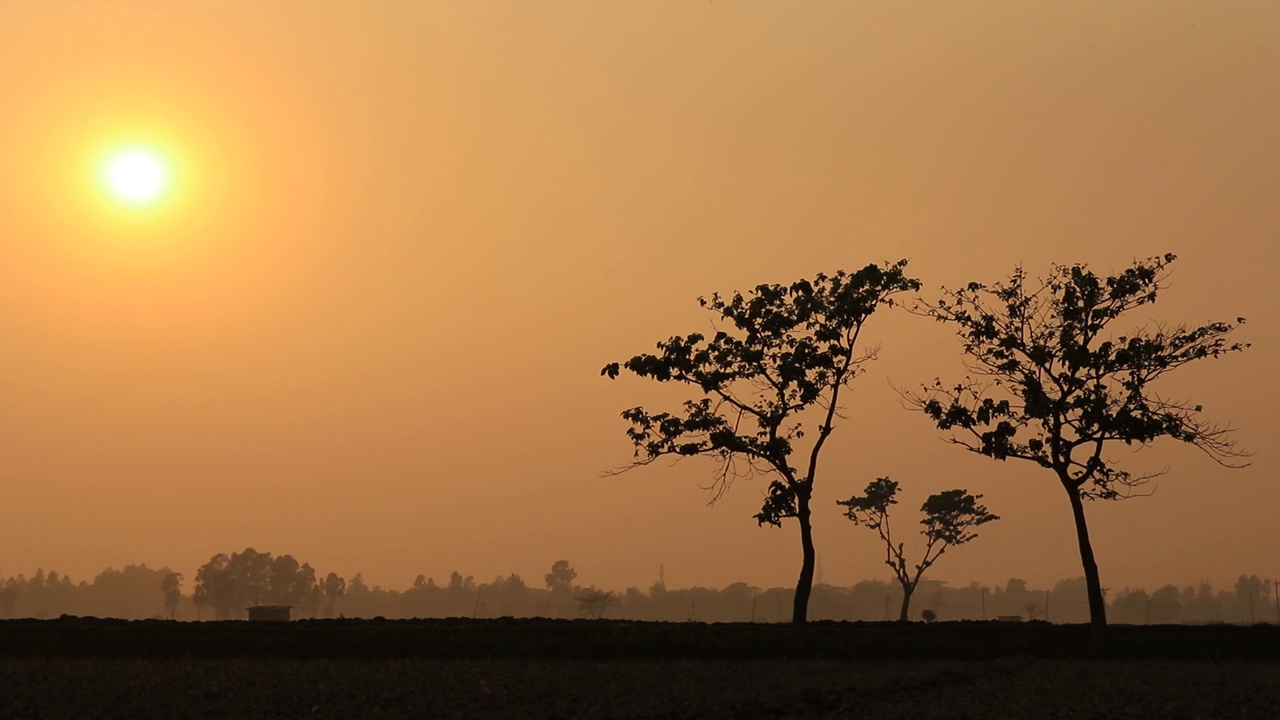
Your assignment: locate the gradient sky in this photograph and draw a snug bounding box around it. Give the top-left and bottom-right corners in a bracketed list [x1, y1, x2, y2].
[1, 1, 1275, 595]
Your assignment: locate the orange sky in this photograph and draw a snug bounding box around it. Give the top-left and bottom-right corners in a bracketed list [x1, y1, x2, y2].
[1, 1, 1275, 595]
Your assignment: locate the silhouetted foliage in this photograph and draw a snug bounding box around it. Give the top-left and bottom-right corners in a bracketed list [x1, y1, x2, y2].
[0, 558, 1273, 624]
[602, 262, 920, 623]
[321, 573, 347, 618]
[193, 549, 320, 619]
[545, 560, 577, 596]
[839, 478, 997, 621]
[161, 572, 182, 620]
[576, 588, 620, 619]
[907, 254, 1249, 634]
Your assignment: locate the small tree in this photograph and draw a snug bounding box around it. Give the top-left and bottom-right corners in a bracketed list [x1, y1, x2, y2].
[907, 254, 1249, 635]
[839, 478, 997, 621]
[603, 262, 920, 623]
[576, 588, 620, 619]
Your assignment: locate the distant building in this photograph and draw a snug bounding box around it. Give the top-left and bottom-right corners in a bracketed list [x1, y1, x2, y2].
[246, 605, 292, 622]
[995, 615, 1024, 622]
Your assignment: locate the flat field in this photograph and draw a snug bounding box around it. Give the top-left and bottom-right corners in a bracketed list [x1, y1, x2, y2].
[2, 618, 1277, 719]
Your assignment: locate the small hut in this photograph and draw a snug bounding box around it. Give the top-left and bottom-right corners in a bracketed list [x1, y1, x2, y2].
[246, 605, 293, 622]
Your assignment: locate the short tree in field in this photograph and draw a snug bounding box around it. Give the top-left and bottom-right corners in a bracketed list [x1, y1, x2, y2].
[602, 261, 920, 624]
[907, 254, 1249, 634]
[576, 588, 620, 619]
[838, 478, 997, 621]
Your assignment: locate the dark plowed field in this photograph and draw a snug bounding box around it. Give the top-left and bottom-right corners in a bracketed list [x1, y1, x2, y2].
[3, 618, 1278, 718]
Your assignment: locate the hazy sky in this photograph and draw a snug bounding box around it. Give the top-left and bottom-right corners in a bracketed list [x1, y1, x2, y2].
[1, 1, 1276, 595]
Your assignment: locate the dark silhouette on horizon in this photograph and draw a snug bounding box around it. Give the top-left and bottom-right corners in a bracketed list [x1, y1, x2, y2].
[1, 553, 1275, 625]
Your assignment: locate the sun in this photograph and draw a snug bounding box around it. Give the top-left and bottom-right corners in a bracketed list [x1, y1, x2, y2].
[101, 147, 171, 205]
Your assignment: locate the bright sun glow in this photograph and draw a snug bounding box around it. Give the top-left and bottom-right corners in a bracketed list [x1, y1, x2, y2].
[102, 148, 171, 205]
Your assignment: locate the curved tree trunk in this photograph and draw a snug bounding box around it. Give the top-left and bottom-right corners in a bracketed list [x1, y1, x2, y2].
[1064, 481, 1107, 638]
[792, 490, 816, 624]
[899, 586, 915, 622]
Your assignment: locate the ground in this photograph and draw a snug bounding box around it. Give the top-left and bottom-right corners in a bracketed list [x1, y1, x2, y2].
[1, 618, 1277, 718]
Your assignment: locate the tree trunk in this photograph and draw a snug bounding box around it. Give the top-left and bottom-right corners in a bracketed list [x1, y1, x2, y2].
[792, 489, 816, 624]
[1064, 481, 1107, 637]
[899, 585, 914, 622]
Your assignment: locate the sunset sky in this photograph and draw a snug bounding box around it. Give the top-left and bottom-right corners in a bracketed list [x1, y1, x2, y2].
[1, 1, 1275, 596]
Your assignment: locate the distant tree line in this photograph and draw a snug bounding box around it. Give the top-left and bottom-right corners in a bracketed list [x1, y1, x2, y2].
[2, 555, 1275, 626]
[0, 565, 181, 620]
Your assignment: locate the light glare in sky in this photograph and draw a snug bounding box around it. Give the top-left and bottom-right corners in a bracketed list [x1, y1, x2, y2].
[103, 148, 169, 205]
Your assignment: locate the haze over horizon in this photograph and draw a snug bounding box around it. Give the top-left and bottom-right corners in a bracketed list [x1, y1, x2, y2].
[1, 1, 1275, 596]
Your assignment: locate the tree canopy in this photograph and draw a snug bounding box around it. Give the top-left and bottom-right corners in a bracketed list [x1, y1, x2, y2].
[907, 253, 1248, 632]
[603, 261, 920, 622]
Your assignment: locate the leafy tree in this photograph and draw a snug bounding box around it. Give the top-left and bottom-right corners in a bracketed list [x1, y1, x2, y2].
[576, 588, 620, 619]
[544, 560, 578, 595]
[838, 478, 997, 621]
[266, 554, 319, 613]
[1148, 584, 1183, 624]
[161, 571, 182, 619]
[321, 572, 346, 617]
[908, 254, 1249, 634]
[603, 262, 920, 623]
[1234, 575, 1270, 624]
[193, 549, 320, 618]
[193, 553, 237, 619]
[1109, 588, 1151, 624]
[192, 581, 208, 620]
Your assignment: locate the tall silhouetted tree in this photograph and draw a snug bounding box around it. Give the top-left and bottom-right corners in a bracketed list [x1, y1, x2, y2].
[161, 571, 182, 619]
[603, 262, 920, 623]
[907, 254, 1249, 635]
[839, 478, 997, 621]
[194, 553, 236, 619]
[321, 572, 346, 617]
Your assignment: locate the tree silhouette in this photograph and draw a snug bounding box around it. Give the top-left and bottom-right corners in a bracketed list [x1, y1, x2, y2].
[193, 549, 321, 618]
[839, 478, 997, 621]
[193, 553, 236, 619]
[161, 571, 182, 619]
[545, 561, 577, 594]
[322, 572, 346, 617]
[603, 262, 920, 623]
[576, 588, 620, 619]
[907, 254, 1249, 635]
